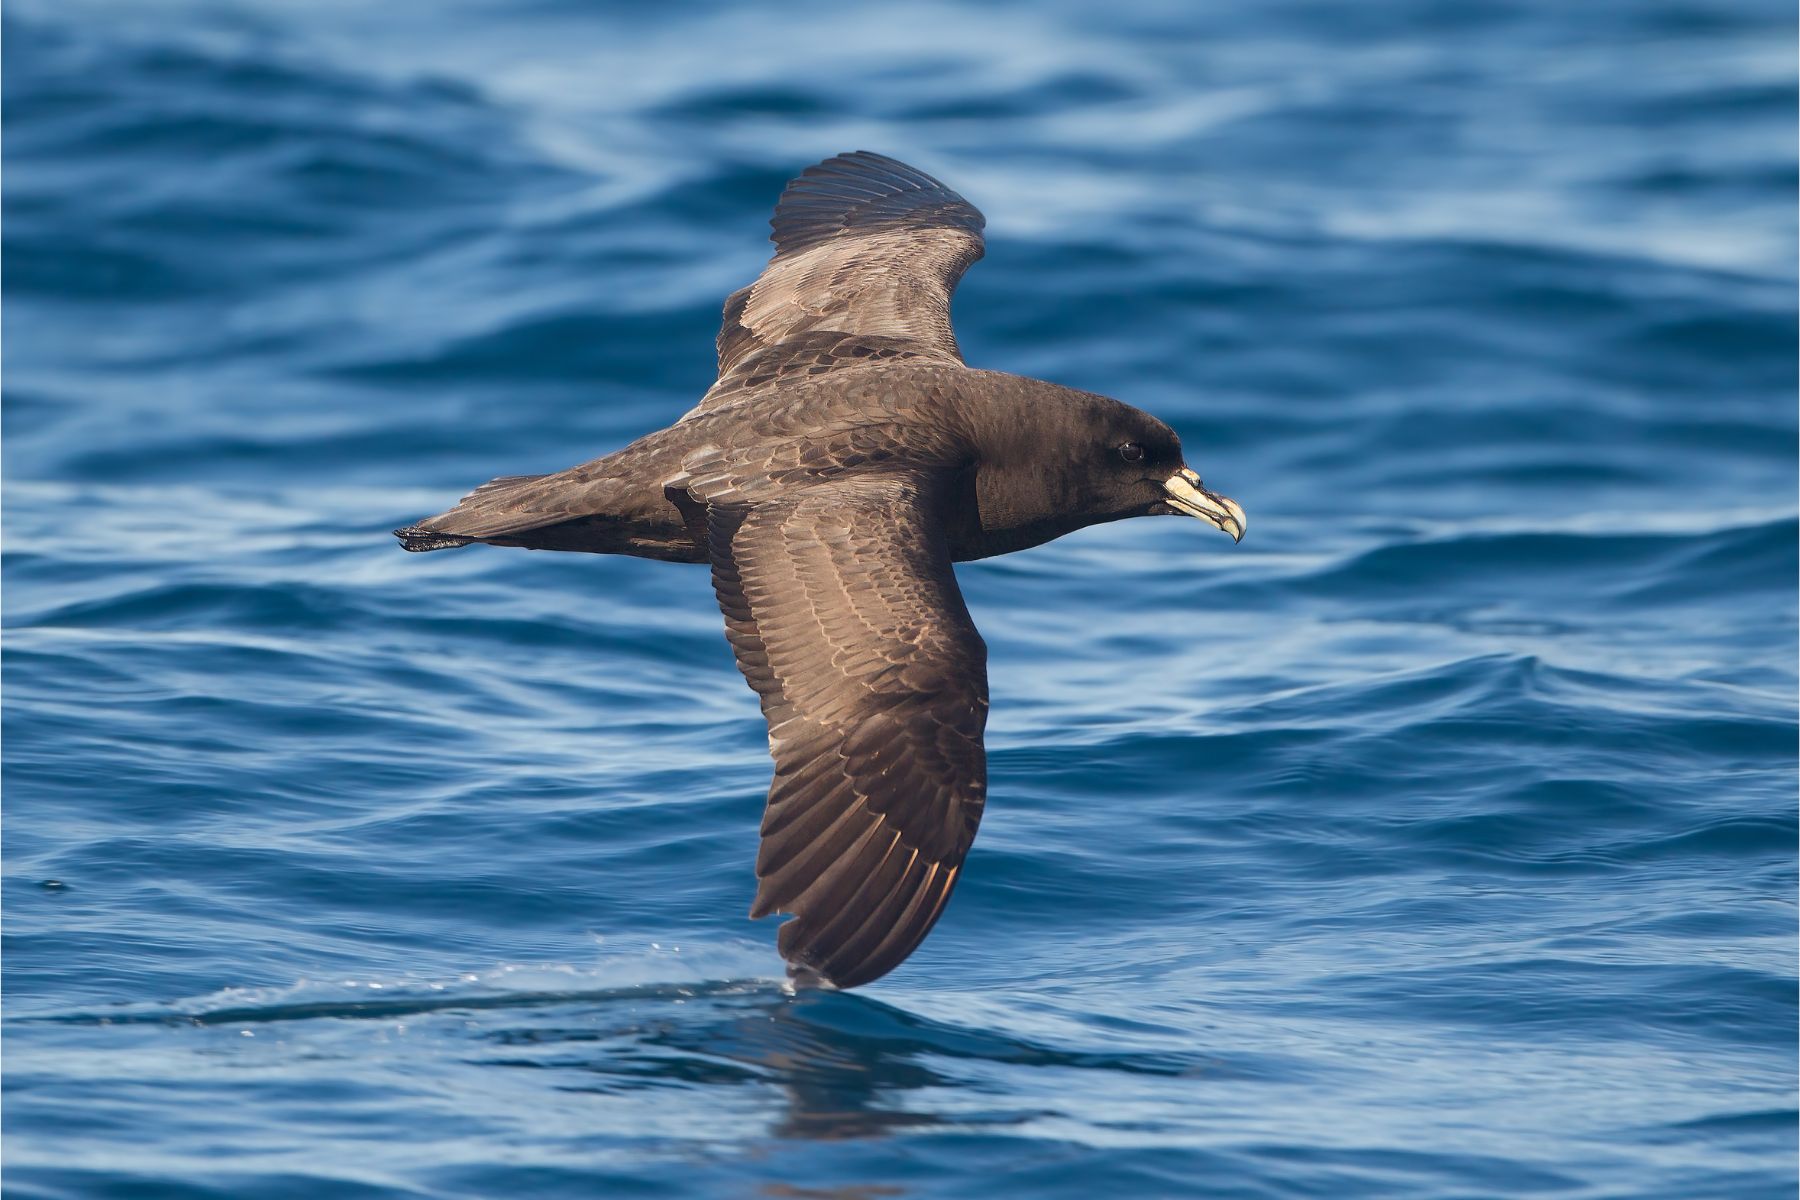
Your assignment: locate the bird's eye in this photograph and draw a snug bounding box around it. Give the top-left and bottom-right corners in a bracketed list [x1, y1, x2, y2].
[1117, 442, 1146, 464]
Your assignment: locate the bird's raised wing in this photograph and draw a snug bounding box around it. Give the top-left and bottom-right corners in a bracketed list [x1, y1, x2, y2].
[702, 469, 988, 988]
[693, 152, 985, 416]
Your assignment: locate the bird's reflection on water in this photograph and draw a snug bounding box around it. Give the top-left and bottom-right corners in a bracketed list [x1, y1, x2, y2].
[669, 989, 956, 1140]
[466, 979, 1213, 1141]
[475, 984, 1000, 1141]
[36, 972, 1210, 1144]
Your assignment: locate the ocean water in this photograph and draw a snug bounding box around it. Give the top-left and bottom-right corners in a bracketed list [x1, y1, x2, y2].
[5, 0, 1796, 1196]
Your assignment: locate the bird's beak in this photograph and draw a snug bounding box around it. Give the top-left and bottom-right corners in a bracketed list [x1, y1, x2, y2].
[1162, 468, 1246, 542]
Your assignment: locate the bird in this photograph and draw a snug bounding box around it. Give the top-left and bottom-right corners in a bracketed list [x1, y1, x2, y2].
[396, 151, 1245, 989]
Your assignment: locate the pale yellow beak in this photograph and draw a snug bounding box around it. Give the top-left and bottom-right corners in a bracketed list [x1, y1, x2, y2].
[1162, 468, 1246, 542]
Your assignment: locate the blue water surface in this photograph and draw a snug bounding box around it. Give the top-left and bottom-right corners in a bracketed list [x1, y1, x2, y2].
[5, 1, 1796, 1197]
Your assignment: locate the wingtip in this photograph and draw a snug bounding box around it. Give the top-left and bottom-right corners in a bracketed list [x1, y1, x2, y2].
[784, 961, 839, 991]
[769, 150, 984, 254]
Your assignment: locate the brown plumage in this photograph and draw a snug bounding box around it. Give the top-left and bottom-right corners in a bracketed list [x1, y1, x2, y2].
[397, 152, 1245, 988]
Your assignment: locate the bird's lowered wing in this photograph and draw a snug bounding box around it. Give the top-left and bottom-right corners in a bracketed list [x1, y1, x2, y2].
[702, 469, 988, 988]
[693, 152, 986, 416]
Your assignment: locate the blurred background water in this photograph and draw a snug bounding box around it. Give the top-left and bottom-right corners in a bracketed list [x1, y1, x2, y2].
[5, 1, 1796, 1197]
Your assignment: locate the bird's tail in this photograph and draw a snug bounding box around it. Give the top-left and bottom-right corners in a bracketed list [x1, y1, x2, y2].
[393, 473, 550, 553]
[394, 526, 479, 553]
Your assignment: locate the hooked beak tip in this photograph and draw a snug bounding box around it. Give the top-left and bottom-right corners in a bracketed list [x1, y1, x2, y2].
[1163, 468, 1246, 543]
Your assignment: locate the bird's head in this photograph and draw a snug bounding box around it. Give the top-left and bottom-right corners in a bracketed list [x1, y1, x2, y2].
[965, 383, 1245, 548]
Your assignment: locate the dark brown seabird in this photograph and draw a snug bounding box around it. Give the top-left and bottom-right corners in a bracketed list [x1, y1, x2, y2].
[397, 152, 1245, 989]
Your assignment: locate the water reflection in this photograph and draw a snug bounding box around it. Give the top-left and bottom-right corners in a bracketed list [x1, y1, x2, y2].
[466, 981, 1204, 1141]
[28, 974, 1208, 1144]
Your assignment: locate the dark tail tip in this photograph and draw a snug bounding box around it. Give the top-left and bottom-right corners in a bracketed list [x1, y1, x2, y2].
[394, 526, 476, 553]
